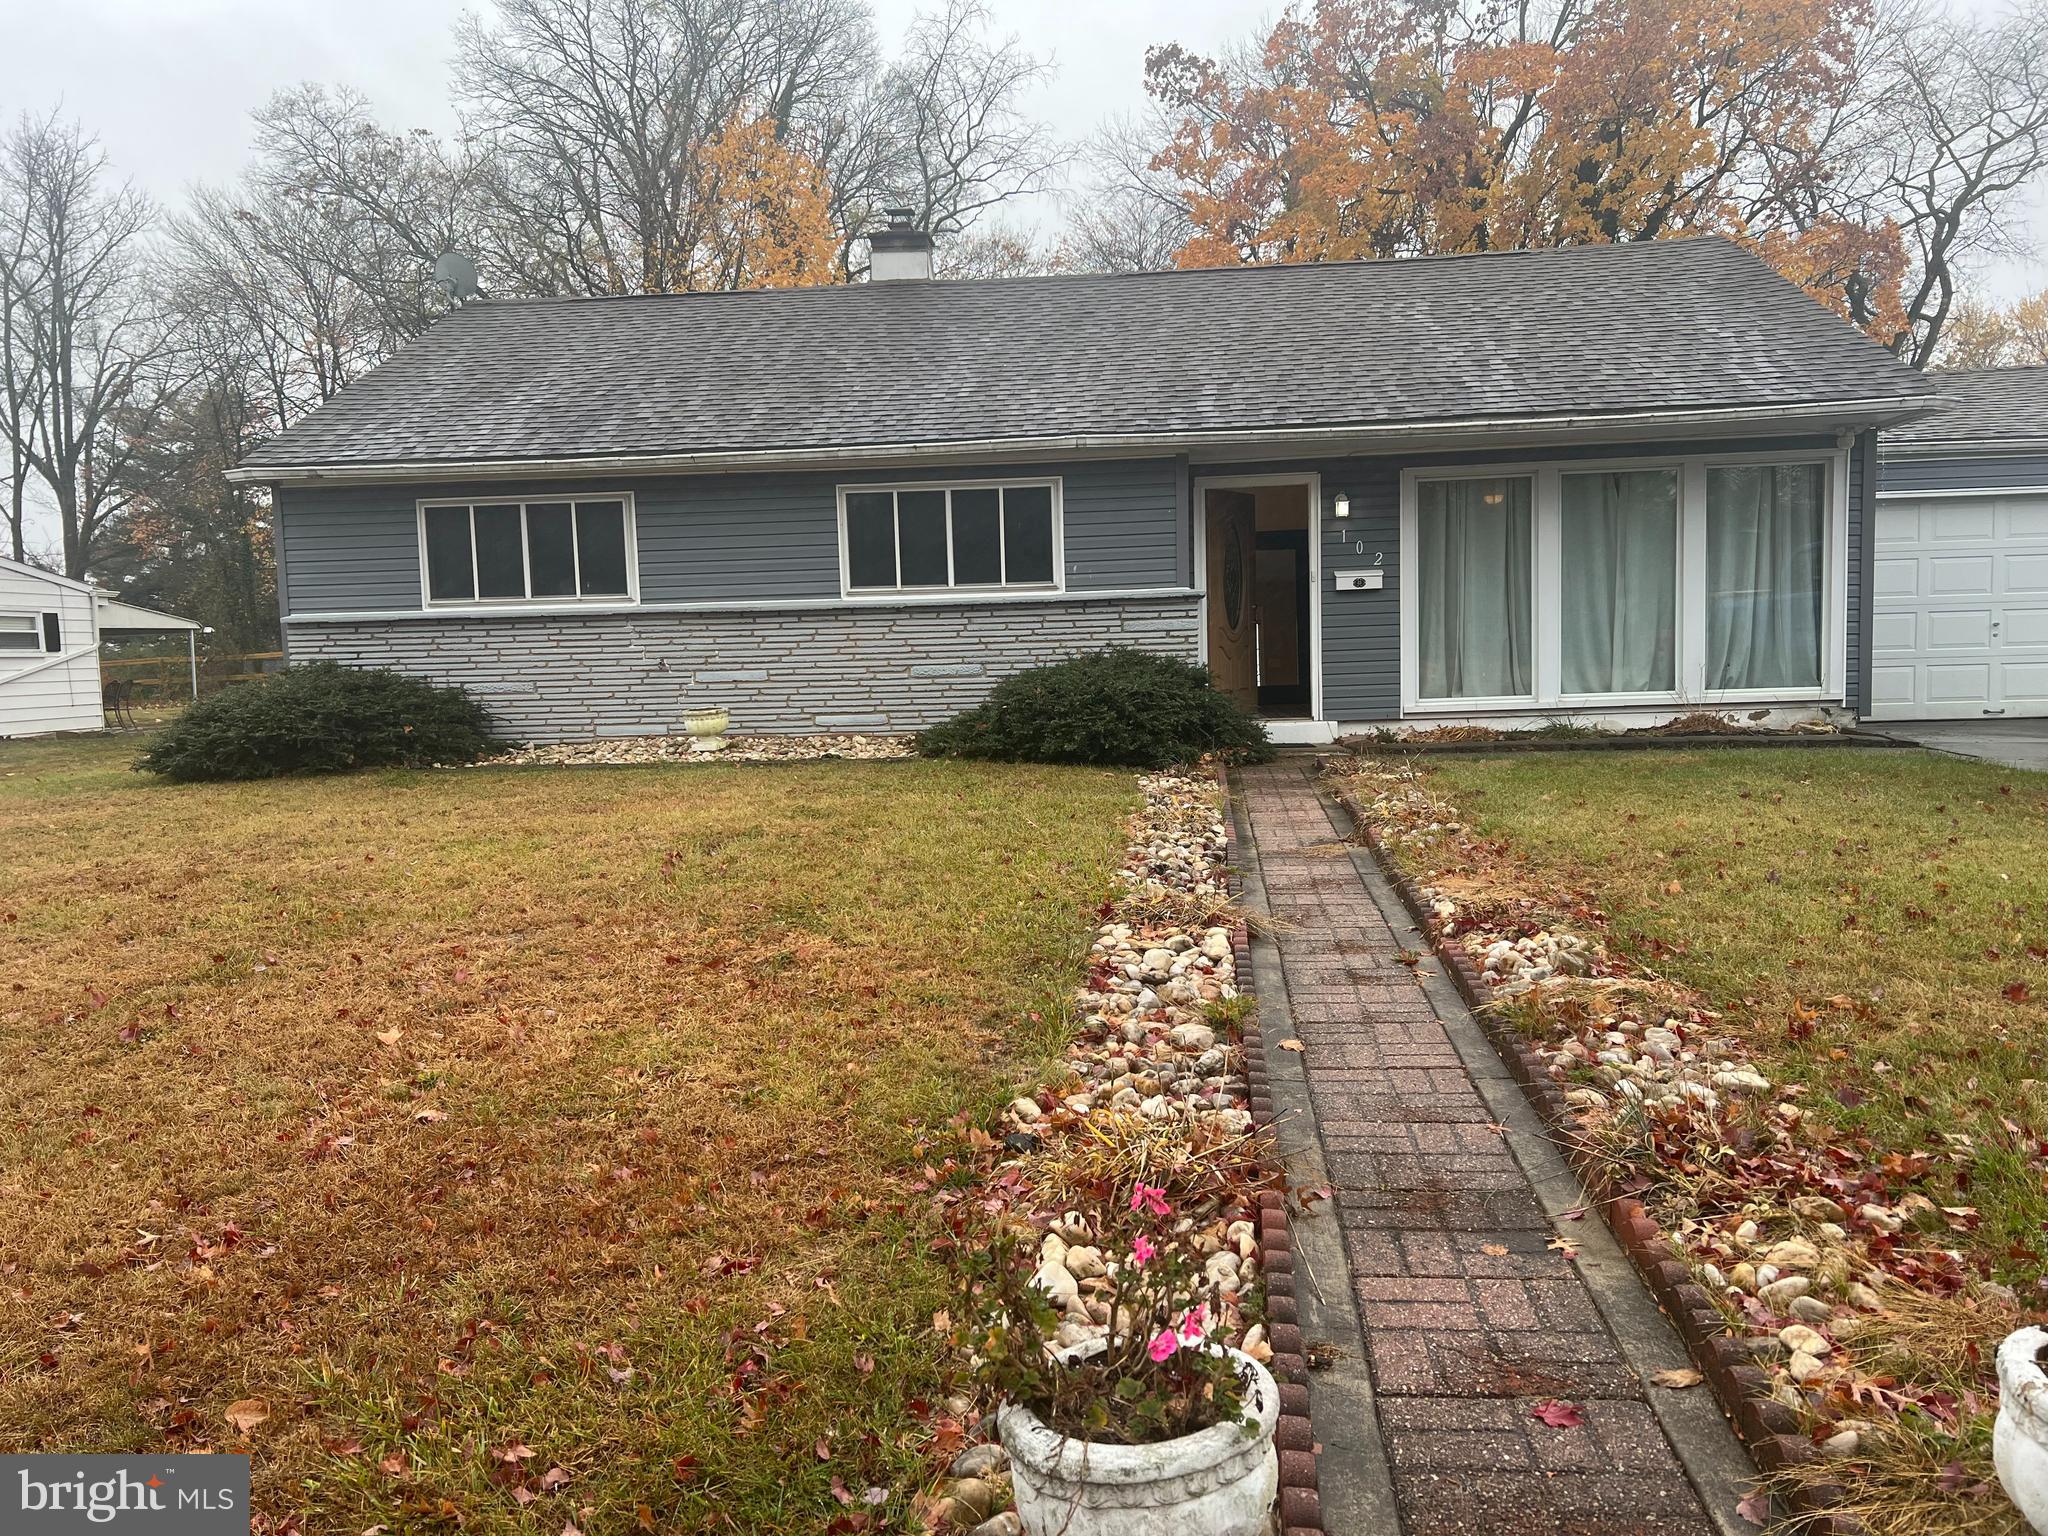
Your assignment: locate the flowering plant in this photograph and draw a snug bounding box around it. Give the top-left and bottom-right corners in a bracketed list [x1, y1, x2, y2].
[967, 1182, 1255, 1444]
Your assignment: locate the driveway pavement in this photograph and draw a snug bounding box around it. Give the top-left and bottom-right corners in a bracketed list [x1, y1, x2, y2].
[1886, 719, 2048, 772]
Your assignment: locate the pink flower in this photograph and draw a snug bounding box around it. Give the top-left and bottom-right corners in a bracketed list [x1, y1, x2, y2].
[1129, 1182, 1171, 1218]
[1131, 1236, 1156, 1267]
[1177, 1303, 1209, 1344]
[1147, 1329, 1180, 1363]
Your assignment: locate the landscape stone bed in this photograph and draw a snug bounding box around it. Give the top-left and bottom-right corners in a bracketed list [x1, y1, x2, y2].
[923, 771, 1315, 1535]
[1334, 759, 2017, 1534]
[477, 732, 917, 767]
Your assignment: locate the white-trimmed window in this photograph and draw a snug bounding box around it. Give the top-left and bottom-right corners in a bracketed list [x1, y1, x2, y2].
[0, 613, 42, 651]
[1402, 452, 1843, 711]
[837, 479, 1062, 595]
[419, 496, 636, 606]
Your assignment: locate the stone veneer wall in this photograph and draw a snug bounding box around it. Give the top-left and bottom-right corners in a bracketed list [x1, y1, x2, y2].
[287, 594, 1200, 743]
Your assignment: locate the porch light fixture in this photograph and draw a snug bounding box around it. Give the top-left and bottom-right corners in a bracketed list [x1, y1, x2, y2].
[1332, 493, 1351, 519]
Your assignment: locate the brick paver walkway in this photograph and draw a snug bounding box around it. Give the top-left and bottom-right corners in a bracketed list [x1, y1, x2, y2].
[1239, 760, 1719, 1536]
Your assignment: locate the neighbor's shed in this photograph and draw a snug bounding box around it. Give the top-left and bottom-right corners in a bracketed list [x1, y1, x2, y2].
[0, 555, 101, 737]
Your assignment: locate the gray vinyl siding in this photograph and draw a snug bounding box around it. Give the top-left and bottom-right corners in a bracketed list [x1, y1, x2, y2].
[276, 457, 1183, 617]
[1877, 453, 2048, 494]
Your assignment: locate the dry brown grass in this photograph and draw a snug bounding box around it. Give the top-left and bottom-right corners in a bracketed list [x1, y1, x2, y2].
[0, 733, 1136, 1532]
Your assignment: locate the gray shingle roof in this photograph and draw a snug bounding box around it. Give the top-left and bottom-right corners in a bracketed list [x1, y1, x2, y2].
[1882, 365, 2048, 451]
[239, 236, 1929, 473]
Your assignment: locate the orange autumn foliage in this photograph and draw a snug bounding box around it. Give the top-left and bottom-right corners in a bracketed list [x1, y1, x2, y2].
[692, 115, 840, 292]
[1147, 0, 1908, 343]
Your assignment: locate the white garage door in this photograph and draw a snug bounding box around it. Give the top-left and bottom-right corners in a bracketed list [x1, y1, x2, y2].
[1868, 492, 2048, 720]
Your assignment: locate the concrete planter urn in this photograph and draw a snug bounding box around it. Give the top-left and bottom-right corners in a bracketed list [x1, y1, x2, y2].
[681, 706, 731, 752]
[1998, 1327, 2048, 1532]
[995, 1345, 1279, 1536]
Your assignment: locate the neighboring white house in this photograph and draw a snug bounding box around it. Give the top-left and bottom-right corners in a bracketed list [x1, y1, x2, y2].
[0, 556, 206, 738]
[0, 556, 102, 737]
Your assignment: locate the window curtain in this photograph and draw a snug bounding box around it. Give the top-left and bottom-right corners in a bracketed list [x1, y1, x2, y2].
[1417, 478, 1532, 698]
[1707, 464, 1825, 690]
[1560, 470, 1678, 694]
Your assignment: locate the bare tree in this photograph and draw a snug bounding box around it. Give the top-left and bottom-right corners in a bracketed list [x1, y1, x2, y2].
[0, 111, 173, 578]
[454, 0, 773, 293]
[1855, 0, 2048, 364]
[1057, 113, 1192, 273]
[239, 86, 479, 339]
[871, 0, 1065, 251]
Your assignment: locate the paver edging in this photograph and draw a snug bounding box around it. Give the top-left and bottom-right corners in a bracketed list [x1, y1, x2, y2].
[1325, 775, 1866, 1536]
[1215, 761, 1327, 1536]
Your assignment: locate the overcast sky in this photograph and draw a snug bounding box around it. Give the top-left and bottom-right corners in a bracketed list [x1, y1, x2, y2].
[0, 0, 1264, 231]
[15, 0, 2034, 289]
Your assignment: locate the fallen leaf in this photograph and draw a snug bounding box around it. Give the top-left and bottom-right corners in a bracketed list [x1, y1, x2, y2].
[1651, 1368, 1704, 1389]
[1480, 1243, 1509, 1257]
[2006, 981, 2033, 1005]
[378, 1452, 407, 1477]
[1278, 1039, 1306, 1052]
[1531, 1398, 1584, 1428]
[540, 1467, 571, 1492]
[1736, 1489, 1771, 1527]
[375, 1028, 404, 1047]
[1664, 879, 1683, 895]
[224, 1398, 269, 1434]
[1546, 1235, 1580, 1259]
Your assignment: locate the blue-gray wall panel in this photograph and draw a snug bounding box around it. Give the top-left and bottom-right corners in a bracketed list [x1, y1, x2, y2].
[1878, 453, 2048, 493]
[277, 457, 1183, 616]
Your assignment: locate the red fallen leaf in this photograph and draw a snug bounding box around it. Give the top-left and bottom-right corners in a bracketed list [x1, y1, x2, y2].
[1531, 1398, 1584, 1428]
[320, 1436, 364, 1457]
[671, 1455, 699, 1484]
[2006, 982, 2033, 1004]
[1736, 1489, 1772, 1526]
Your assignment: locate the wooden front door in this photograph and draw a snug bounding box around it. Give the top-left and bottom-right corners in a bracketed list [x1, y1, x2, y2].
[1206, 489, 1259, 712]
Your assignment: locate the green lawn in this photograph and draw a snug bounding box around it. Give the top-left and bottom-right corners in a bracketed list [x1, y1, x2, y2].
[1415, 747, 2048, 1279]
[0, 733, 1135, 1532]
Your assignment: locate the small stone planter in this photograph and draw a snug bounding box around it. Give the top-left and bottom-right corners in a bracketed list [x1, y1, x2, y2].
[681, 706, 731, 753]
[1997, 1327, 2048, 1532]
[996, 1345, 1279, 1536]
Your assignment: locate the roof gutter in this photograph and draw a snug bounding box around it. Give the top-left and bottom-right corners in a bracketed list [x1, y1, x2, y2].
[226, 393, 1938, 487]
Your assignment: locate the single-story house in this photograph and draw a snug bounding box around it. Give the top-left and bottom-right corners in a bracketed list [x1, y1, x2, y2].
[0, 555, 207, 737]
[227, 231, 1935, 744]
[1873, 365, 2048, 721]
